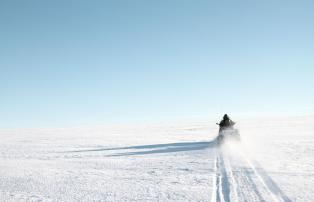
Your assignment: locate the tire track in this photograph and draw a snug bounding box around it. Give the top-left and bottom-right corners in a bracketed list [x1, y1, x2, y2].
[226, 151, 267, 202]
[213, 150, 231, 202]
[245, 157, 292, 202]
[212, 145, 292, 202]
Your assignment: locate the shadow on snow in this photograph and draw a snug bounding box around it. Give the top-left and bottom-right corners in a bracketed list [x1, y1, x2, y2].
[66, 141, 217, 156]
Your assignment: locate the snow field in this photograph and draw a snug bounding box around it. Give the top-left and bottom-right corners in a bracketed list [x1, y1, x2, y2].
[1, 116, 313, 201]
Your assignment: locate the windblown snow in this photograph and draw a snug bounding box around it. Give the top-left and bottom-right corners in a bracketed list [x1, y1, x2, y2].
[0, 116, 313, 201]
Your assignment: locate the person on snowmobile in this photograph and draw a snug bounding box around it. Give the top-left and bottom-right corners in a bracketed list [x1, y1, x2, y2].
[216, 114, 240, 144]
[218, 114, 235, 131]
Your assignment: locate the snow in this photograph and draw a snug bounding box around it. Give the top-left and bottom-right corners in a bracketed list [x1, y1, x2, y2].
[0, 116, 313, 201]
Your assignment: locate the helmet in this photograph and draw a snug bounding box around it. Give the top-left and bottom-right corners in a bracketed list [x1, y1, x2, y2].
[223, 114, 229, 120]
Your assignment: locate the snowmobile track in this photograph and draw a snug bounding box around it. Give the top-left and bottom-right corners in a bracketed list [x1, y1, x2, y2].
[214, 151, 231, 202]
[212, 148, 292, 202]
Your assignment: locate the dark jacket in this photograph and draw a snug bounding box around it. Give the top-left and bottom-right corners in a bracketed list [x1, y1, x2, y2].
[219, 118, 235, 128]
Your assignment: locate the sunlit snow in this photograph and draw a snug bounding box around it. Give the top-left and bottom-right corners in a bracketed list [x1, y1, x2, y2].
[0, 116, 313, 201]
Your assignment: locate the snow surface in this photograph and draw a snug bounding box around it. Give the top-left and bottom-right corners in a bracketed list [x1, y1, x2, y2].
[0, 116, 313, 201]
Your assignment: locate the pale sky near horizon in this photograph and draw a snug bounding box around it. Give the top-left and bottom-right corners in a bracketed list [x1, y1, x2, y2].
[1, 0, 314, 128]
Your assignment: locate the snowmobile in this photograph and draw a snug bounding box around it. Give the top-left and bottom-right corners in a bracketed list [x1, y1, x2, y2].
[216, 115, 241, 145]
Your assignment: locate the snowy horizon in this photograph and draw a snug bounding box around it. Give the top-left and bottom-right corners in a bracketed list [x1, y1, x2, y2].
[1, 0, 313, 201]
[1, 115, 313, 201]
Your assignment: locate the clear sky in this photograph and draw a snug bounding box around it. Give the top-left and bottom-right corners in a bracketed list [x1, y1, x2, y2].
[1, 0, 314, 128]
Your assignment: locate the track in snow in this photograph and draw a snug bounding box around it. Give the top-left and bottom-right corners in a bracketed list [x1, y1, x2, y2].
[212, 143, 292, 202]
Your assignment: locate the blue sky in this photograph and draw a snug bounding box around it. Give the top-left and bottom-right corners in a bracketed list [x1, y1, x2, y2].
[1, 0, 314, 128]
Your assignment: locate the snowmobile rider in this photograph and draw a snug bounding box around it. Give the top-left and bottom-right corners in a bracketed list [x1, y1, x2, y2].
[218, 114, 235, 131]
